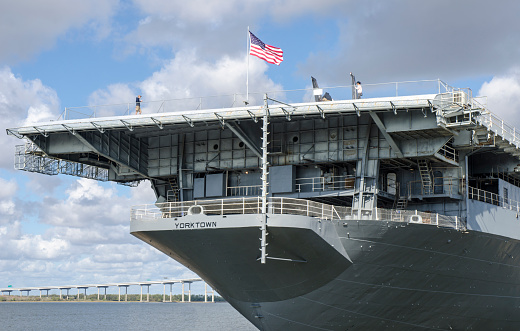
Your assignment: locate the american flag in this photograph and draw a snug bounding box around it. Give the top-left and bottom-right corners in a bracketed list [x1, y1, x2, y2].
[249, 31, 283, 65]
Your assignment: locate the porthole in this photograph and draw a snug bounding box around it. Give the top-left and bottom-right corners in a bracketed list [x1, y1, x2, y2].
[213, 144, 219, 150]
[292, 136, 299, 143]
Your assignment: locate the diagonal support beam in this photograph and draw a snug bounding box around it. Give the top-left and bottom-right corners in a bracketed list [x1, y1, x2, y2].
[34, 126, 49, 137]
[389, 101, 397, 115]
[150, 117, 163, 129]
[182, 115, 194, 127]
[91, 122, 105, 133]
[225, 121, 262, 158]
[73, 132, 149, 178]
[353, 103, 360, 117]
[247, 110, 258, 123]
[316, 105, 325, 119]
[369, 111, 404, 158]
[62, 124, 76, 135]
[120, 120, 134, 131]
[281, 107, 291, 121]
[214, 113, 225, 129]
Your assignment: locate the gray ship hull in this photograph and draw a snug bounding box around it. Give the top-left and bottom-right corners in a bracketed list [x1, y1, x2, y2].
[131, 214, 520, 330]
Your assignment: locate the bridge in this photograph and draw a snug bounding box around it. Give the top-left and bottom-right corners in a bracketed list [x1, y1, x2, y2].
[0, 278, 216, 303]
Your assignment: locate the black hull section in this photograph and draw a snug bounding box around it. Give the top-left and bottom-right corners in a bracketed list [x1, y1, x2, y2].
[132, 216, 520, 330]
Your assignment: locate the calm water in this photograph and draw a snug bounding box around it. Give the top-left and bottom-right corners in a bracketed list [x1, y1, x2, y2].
[0, 302, 257, 331]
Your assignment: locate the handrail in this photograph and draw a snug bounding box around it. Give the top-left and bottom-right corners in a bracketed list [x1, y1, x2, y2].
[130, 197, 462, 230]
[227, 185, 262, 197]
[407, 177, 462, 196]
[295, 175, 355, 192]
[58, 79, 449, 120]
[468, 186, 520, 212]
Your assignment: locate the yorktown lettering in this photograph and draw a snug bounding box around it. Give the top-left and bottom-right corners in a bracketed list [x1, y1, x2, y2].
[174, 221, 217, 229]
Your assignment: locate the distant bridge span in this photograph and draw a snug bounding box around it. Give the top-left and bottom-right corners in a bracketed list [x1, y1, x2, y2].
[0, 278, 215, 302]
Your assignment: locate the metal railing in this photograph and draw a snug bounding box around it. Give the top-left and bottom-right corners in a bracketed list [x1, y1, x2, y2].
[370, 208, 460, 229]
[131, 197, 350, 221]
[468, 186, 520, 212]
[227, 185, 262, 197]
[58, 79, 452, 120]
[295, 175, 355, 192]
[477, 111, 520, 148]
[436, 143, 459, 162]
[408, 177, 462, 196]
[14, 142, 140, 187]
[131, 197, 462, 230]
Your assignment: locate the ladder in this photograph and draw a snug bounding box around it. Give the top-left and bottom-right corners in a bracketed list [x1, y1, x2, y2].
[417, 159, 433, 195]
[167, 177, 180, 202]
[395, 196, 408, 210]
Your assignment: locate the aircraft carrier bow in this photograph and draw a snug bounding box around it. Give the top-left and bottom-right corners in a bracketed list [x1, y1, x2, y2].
[8, 80, 520, 330]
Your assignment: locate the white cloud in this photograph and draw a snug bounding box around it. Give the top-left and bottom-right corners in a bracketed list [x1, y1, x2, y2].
[88, 50, 283, 114]
[39, 179, 132, 227]
[0, 67, 61, 169]
[15, 235, 70, 260]
[0, 0, 118, 63]
[478, 69, 520, 130]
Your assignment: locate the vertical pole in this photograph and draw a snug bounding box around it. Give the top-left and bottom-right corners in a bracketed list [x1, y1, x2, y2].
[260, 94, 269, 264]
[163, 284, 166, 302]
[77, 288, 80, 301]
[246, 26, 250, 104]
[104, 287, 107, 301]
[188, 283, 191, 303]
[205, 283, 208, 303]
[118, 287, 121, 302]
[147, 285, 150, 302]
[140, 285, 143, 302]
[350, 72, 356, 99]
[169, 284, 172, 302]
[212, 289, 215, 303]
[125, 287, 128, 302]
[60, 289, 62, 300]
[182, 282, 185, 302]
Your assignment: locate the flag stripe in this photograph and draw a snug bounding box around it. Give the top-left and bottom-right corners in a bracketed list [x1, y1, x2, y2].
[249, 31, 283, 65]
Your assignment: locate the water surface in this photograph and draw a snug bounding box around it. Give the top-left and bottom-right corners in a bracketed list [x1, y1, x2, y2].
[0, 301, 257, 331]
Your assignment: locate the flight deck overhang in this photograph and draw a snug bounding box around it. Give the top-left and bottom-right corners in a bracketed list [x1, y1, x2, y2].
[7, 94, 438, 138]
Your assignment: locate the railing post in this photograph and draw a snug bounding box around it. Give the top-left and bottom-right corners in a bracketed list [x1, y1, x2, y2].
[242, 197, 245, 214]
[455, 216, 458, 229]
[436, 213, 439, 226]
[221, 199, 224, 216]
[307, 200, 310, 217]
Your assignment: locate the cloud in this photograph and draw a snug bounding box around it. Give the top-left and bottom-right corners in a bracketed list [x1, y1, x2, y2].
[88, 50, 283, 115]
[478, 68, 520, 129]
[0, 67, 61, 169]
[15, 235, 70, 260]
[296, 1, 520, 85]
[0, 0, 118, 63]
[38, 178, 153, 228]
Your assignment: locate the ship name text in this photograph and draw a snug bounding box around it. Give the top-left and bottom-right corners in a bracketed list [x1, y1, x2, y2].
[174, 221, 217, 229]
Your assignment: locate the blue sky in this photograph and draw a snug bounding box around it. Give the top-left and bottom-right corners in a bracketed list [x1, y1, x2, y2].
[2, 0, 520, 295]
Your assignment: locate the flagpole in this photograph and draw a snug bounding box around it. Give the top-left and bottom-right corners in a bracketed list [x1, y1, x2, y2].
[246, 26, 250, 104]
